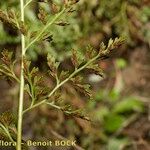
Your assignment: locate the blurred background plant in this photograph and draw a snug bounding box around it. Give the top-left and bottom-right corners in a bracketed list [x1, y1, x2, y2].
[0, 0, 150, 150]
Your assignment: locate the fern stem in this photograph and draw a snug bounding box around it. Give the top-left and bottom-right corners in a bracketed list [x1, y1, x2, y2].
[0, 123, 15, 146]
[29, 75, 35, 107]
[25, 8, 66, 52]
[23, 99, 47, 114]
[0, 69, 20, 83]
[24, 0, 33, 9]
[17, 0, 25, 149]
[23, 54, 100, 114]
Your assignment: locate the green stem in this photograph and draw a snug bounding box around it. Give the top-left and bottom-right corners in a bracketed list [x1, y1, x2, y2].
[17, 0, 25, 149]
[23, 99, 47, 114]
[0, 69, 20, 83]
[23, 54, 100, 114]
[23, 2, 67, 115]
[45, 102, 75, 115]
[25, 8, 66, 52]
[28, 75, 35, 107]
[0, 123, 15, 145]
[24, 0, 33, 9]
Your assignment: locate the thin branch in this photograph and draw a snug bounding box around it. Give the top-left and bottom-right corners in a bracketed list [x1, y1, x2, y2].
[0, 123, 15, 145]
[0, 69, 20, 83]
[23, 99, 47, 114]
[23, 101, 78, 115]
[28, 75, 36, 107]
[24, 0, 33, 9]
[25, 8, 66, 52]
[45, 101, 77, 115]
[23, 53, 100, 114]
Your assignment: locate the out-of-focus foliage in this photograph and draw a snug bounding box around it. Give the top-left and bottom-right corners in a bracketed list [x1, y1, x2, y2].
[0, 0, 149, 60]
[0, 0, 149, 150]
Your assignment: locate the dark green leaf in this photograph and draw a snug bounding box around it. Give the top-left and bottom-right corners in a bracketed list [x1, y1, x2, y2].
[104, 114, 125, 133]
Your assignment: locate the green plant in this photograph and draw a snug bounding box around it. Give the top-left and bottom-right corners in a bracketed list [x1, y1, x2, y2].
[0, 0, 124, 150]
[94, 88, 144, 132]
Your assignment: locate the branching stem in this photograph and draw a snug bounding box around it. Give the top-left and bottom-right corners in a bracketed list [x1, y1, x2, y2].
[25, 8, 66, 52]
[17, 5, 67, 149]
[24, 0, 33, 9]
[23, 54, 100, 114]
[0, 69, 20, 83]
[17, 0, 25, 149]
[0, 123, 15, 145]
